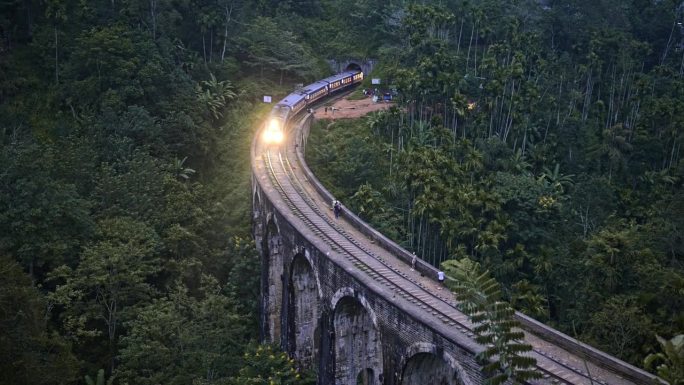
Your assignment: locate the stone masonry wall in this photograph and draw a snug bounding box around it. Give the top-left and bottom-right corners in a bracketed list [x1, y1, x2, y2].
[253, 185, 483, 385]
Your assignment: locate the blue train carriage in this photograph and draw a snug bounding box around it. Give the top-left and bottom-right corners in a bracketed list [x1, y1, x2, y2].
[351, 70, 364, 85]
[323, 70, 363, 92]
[301, 81, 329, 105]
[262, 92, 307, 144]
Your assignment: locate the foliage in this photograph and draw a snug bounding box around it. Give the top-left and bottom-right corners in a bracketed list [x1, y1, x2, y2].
[85, 369, 114, 385]
[116, 277, 249, 385]
[0, 255, 79, 385]
[645, 335, 684, 385]
[2, 0, 684, 381]
[48, 217, 162, 370]
[196, 74, 237, 121]
[1, 0, 310, 380]
[226, 344, 316, 385]
[442, 258, 540, 384]
[236, 17, 323, 82]
[305, 0, 684, 372]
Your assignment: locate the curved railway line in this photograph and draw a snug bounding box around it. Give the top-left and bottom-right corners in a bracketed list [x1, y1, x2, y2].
[259, 111, 613, 384]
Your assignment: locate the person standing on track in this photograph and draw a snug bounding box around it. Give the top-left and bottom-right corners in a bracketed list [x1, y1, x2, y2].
[333, 200, 341, 219]
[437, 270, 445, 290]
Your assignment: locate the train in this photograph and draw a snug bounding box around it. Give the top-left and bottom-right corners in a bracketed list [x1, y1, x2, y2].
[262, 69, 364, 144]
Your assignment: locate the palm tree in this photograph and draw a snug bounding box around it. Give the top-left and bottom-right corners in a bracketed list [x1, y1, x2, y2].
[538, 163, 574, 193]
[171, 157, 196, 181]
[508, 149, 532, 175]
[463, 147, 484, 172]
[196, 73, 237, 121]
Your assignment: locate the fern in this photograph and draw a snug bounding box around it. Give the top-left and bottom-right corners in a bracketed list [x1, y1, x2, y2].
[442, 258, 541, 384]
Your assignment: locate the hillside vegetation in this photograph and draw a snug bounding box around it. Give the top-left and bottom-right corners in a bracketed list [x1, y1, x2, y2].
[306, 0, 684, 373]
[1, 0, 682, 383]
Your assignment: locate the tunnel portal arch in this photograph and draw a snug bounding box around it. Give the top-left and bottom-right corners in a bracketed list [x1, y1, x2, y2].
[345, 62, 363, 73]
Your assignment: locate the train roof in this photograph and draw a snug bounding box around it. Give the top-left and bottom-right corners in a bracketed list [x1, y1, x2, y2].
[277, 92, 307, 107]
[300, 81, 329, 94]
[321, 70, 359, 83]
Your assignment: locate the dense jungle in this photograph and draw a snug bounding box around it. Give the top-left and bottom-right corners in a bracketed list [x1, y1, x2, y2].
[0, 0, 682, 384]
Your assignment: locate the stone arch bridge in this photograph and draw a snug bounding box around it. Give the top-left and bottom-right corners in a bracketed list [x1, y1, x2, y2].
[251, 112, 661, 384]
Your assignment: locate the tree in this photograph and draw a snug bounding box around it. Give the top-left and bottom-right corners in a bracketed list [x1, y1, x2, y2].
[0, 142, 94, 279]
[49, 217, 161, 371]
[116, 277, 249, 385]
[582, 296, 654, 364]
[442, 258, 540, 384]
[196, 73, 237, 121]
[0, 255, 79, 385]
[237, 17, 320, 82]
[226, 344, 316, 385]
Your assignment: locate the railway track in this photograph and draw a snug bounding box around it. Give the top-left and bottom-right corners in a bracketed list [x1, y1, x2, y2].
[261, 131, 608, 384]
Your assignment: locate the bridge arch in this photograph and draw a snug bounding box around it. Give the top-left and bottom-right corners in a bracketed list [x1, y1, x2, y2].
[288, 251, 322, 370]
[330, 287, 378, 329]
[399, 342, 474, 385]
[331, 290, 382, 385]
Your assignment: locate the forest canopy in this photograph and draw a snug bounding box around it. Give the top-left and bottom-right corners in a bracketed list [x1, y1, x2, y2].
[0, 0, 682, 383]
[306, 0, 684, 373]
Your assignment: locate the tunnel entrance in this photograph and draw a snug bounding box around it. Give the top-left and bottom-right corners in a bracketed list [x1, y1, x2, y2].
[345, 63, 362, 73]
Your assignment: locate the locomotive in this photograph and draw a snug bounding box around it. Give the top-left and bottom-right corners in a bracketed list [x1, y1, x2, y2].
[262, 69, 364, 144]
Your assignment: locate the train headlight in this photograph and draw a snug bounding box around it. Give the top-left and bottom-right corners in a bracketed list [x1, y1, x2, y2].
[263, 118, 284, 144]
[268, 118, 280, 131]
